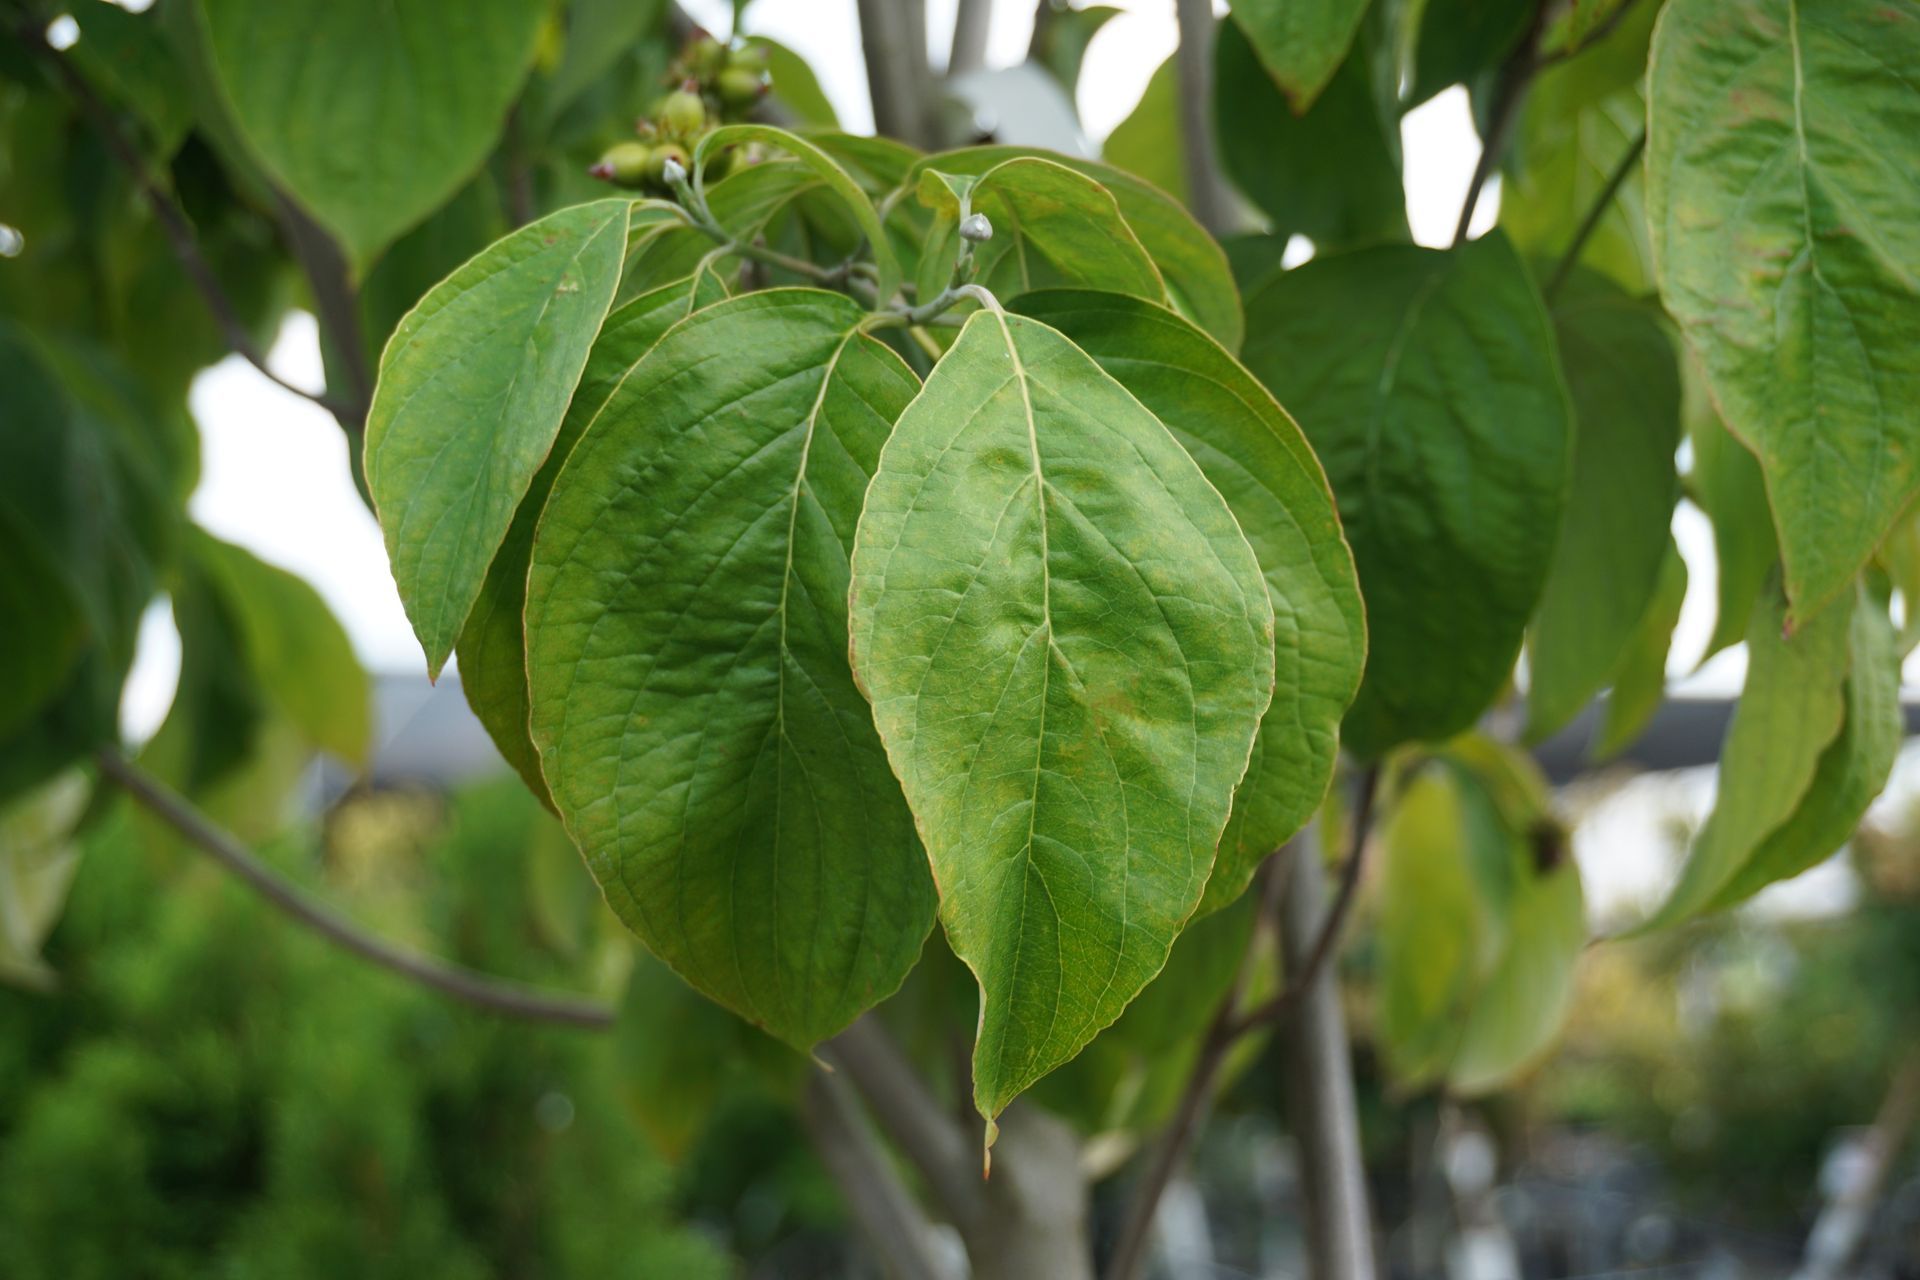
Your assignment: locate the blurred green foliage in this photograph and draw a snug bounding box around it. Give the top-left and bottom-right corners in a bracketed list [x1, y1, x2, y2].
[0, 778, 736, 1280]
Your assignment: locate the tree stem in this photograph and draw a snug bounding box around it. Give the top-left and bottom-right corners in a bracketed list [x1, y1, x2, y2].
[1280, 831, 1378, 1278]
[1543, 126, 1647, 300]
[948, 0, 992, 74]
[824, 1018, 982, 1225]
[856, 0, 937, 147]
[93, 749, 616, 1029]
[1172, 0, 1236, 236]
[801, 1066, 962, 1280]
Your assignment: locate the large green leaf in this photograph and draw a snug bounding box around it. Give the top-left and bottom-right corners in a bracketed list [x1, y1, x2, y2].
[194, 532, 371, 767]
[848, 308, 1275, 1129]
[526, 289, 936, 1050]
[1688, 387, 1777, 662]
[1637, 581, 1854, 931]
[196, 0, 547, 270]
[1229, 0, 1370, 111]
[901, 147, 1243, 352]
[1704, 588, 1900, 912]
[751, 37, 840, 129]
[458, 269, 728, 804]
[1526, 277, 1681, 740]
[1215, 18, 1407, 252]
[1102, 55, 1186, 205]
[1592, 538, 1687, 759]
[914, 159, 1167, 309]
[1376, 744, 1585, 1094]
[365, 199, 629, 678]
[1242, 233, 1571, 758]
[1012, 290, 1364, 913]
[1646, 0, 1920, 622]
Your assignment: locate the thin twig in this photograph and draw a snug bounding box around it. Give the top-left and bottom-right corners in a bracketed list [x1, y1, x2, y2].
[1451, 0, 1553, 247]
[93, 749, 616, 1029]
[1543, 125, 1647, 301]
[18, 19, 355, 419]
[1226, 764, 1382, 1036]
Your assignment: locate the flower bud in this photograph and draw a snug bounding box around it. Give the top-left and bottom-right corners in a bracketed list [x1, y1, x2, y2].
[589, 141, 653, 188]
[959, 212, 994, 244]
[652, 144, 691, 188]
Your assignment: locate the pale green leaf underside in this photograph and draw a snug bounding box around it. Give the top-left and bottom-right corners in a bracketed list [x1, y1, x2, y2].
[1243, 234, 1571, 759]
[1637, 581, 1854, 932]
[1229, 0, 1371, 111]
[458, 269, 729, 804]
[1011, 290, 1364, 915]
[1705, 587, 1899, 912]
[915, 158, 1167, 311]
[848, 309, 1275, 1123]
[197, 0, 546, 269]
[1647, 0, 1920, 622]
[1526, 280, 1681, 741]
[1446, 852, 1584, 1095]
[1593, 537, 1688, 760]
[1687, 388, 1777, 662]
[366, 199, 629, 678]
[527, 289, 937, 1050]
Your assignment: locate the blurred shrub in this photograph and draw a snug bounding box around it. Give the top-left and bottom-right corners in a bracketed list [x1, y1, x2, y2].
[0, 777, 729, 1280]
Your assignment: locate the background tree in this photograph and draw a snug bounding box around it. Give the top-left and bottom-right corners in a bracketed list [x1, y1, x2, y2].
[3, 0, 1918, 1277]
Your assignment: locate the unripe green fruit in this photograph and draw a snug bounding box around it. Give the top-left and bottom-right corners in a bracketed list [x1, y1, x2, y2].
[647, 142, 691, 186]
[660, 87, 706, 137]
[687, 36, 726, 79]
[727, 42, 770, 73]
[590, 140, 652, 188]
[716, 67, 766, 110]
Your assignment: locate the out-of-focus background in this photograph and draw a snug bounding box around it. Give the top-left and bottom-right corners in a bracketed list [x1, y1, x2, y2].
[7, 2, 1920, 1278]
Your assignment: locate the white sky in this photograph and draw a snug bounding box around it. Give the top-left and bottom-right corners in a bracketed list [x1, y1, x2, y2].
[111, 0, 1878, 919]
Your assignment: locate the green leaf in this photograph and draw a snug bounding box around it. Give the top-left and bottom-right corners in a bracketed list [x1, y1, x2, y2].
[1102, 55, 1186, 205]
[695, 125, 902, 306]
[1705, 588, 1900, 911]
[1445, 838, 1584, 1095]
[915, 159, 1167, 309]
[1242, 233, 1572, 758]
[458, 269, 727, 805]
[1688, 384, 1778, 662]
[544, 0, 669, 123]
[1402, 0, 1531, 105]
[194, 532, 371, 767]
[1502, 92, 1652, 293]
[1646, 0, 1920, 622]
[365, 198, 630, 678]
[1216, 18, 1407, 251]
[0, 772, 89, 992]
[903, 147, 1243, 352]
[1526, 276, 1681, 741]
[750, 36, 840, 128]
[1011, 290, 1364, 913]
[1376, 746, 1585, 1094]
[614, 950, 802, 1161]
[848, 308, 1275, 1127]
[195, 0, 547, 270]
[70, 1, 194, 158]
[1229, 0, 1371, 111]
[1029, 4, 1122, 93]
[526, 290, 937, 1050]
[1637, 580, 1854, 932]
[1592, 538, 1687, 759]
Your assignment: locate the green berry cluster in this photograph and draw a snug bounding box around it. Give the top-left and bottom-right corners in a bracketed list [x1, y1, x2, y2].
[590, 32, 770, 194]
